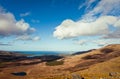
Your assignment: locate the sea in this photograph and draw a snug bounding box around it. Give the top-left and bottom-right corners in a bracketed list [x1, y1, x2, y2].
[12, 51, 74, 56]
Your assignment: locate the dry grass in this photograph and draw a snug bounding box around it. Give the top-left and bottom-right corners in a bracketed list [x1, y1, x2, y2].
[0, 44, 120, 79]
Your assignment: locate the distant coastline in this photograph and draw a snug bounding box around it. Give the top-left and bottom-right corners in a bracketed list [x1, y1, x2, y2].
[8, 51, 74, 56]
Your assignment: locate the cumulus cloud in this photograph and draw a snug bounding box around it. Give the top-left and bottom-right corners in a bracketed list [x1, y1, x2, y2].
[20, 12, 30, 17]
[0, 12, 35, 36]
[0, 6, 41, 43]
[53, 16, 119, 39]
[0, 7, 38, 39]
[54, 0, 120, 40]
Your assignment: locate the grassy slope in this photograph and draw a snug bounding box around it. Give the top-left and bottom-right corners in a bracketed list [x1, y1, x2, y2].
[74, 57, 120, 79]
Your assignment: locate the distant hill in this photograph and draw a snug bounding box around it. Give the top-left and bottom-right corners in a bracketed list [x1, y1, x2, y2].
[0, 50, 26, 56]
[72, 49, 96, 55]
[0, 51, 27, 62]
[0, 50, 63, 68]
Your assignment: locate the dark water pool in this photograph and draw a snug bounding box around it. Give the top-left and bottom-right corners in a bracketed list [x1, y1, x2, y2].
[11, 72, 27, 76]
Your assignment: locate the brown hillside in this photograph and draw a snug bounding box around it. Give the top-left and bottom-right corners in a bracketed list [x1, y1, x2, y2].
[0, 44, 119, 79]
[64, 44, 120, 72]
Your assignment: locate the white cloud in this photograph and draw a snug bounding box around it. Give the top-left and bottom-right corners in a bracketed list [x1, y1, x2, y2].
[0, 42, 11, 46]
[15, 35, 31, 40]
[15, 35, 40, 41]
[92, 39, 120, 46]
[75, 40, 87, 45]
[78, 1, 87, 10]
[0, 6, 41, 42]
[54, 0, 120, 40]
[103, 29, 120, 39]
[74, 38, 120, 46]
[114, 19, 120, 27]
[78, 0, 96, 10]
[102, 19, 120, 39]
[32, 36, 40, 41]
[20, 12, 30, 17]
[53, 16, 119, 39]
[0, 7, 35, 36]
[92, 40, 108, 46]
[84, 0, 120, 18]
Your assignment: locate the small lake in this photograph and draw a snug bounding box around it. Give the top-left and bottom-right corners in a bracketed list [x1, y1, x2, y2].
[11, 72, 27, 76]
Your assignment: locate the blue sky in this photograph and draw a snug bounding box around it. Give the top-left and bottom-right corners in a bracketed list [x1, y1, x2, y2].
[0, 0, 120, 51]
